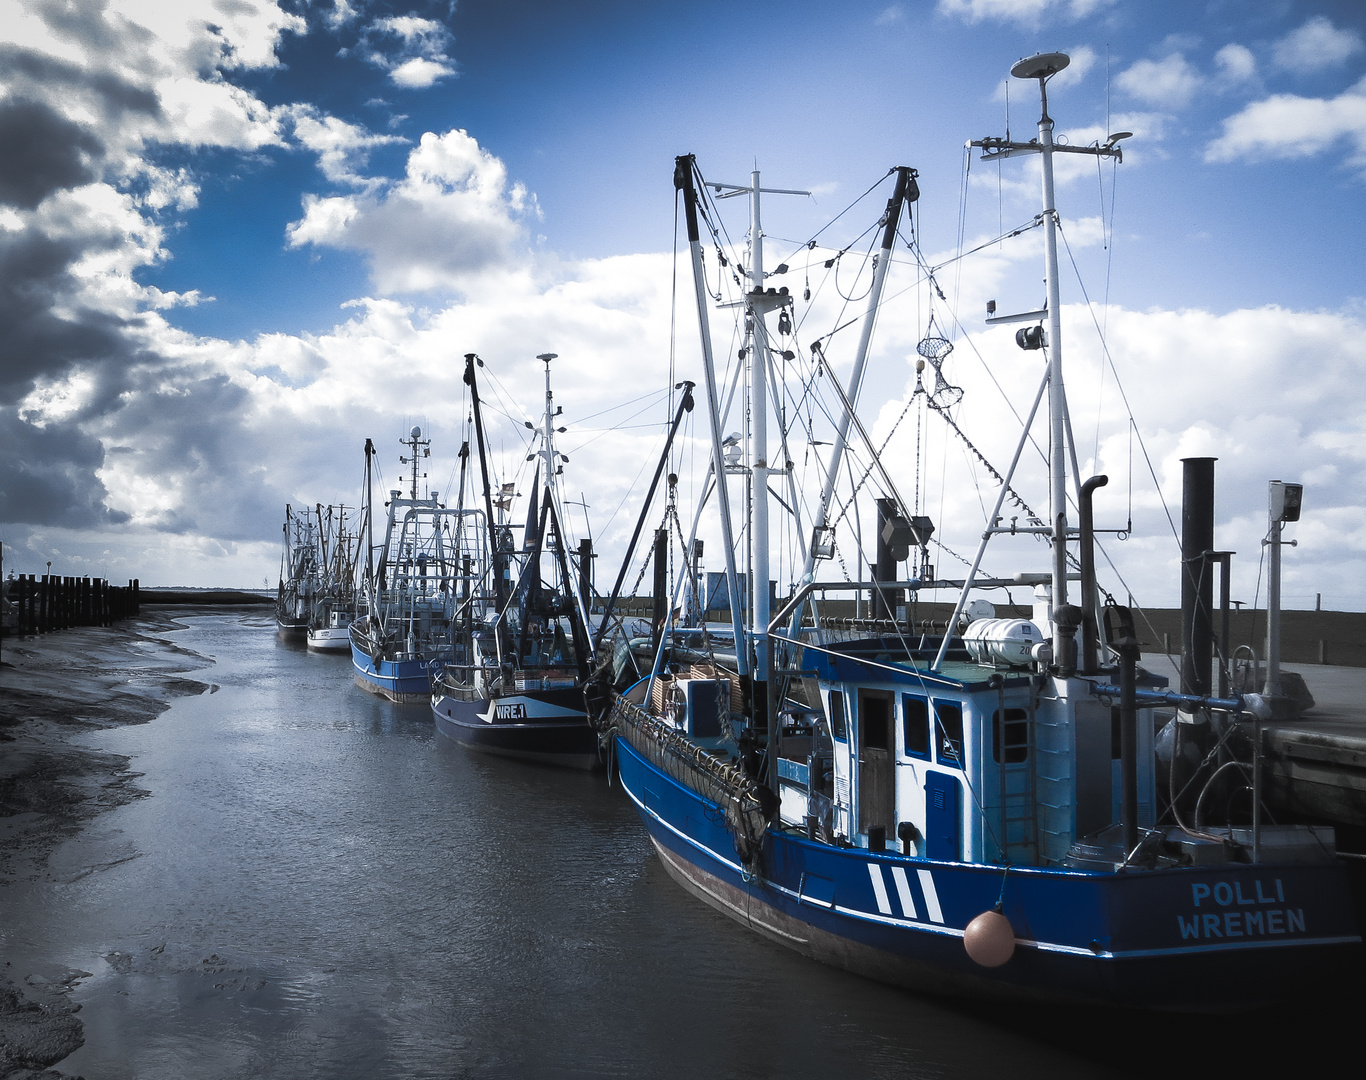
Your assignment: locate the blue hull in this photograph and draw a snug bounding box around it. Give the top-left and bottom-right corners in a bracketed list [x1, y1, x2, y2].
[615, 734, 1361, 1011]
[350, 641, 435, 702]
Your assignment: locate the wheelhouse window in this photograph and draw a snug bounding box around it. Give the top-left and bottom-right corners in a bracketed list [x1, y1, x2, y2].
[828, 690, 847, 741]
[992, 707, 1029, 763]
[934, 701, 964, 768]
[863, 695, 891, 751]
[902, 695, 930, 760]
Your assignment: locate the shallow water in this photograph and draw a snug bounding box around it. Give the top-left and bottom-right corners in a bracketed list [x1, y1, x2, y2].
[1, 613, 1352, 1078]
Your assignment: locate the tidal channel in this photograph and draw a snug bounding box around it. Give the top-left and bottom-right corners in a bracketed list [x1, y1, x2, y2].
[3, 612, 1351, 1078]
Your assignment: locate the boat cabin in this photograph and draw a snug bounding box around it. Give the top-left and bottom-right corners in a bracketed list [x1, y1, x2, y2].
[776, 625, 1163, 868]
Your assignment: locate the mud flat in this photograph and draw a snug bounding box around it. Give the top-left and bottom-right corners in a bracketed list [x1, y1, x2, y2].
[0, 613, 214, 1078]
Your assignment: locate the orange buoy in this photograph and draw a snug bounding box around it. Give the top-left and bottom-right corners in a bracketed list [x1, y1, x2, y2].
[963, 908, 1016, 967]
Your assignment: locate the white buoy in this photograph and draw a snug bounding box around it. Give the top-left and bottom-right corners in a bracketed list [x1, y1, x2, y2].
[963, 908, 1016, 967]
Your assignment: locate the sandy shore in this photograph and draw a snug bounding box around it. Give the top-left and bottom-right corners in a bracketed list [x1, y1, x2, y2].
[0, 612, 216, 1078]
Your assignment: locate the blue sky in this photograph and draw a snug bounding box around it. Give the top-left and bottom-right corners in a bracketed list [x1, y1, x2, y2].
[2, 0, 1364, 614]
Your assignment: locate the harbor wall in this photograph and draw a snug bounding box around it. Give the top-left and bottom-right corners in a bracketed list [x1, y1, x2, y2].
[1, 574, 140, 637]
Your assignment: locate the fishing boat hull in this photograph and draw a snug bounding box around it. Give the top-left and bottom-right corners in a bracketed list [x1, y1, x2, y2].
[349, 624, 436, 702]
[615, 733, 1361, 1012]
[432, 683, 599, 768]
[307, 625, 352, 652]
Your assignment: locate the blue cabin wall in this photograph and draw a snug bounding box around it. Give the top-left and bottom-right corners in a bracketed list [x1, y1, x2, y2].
[815, 670, 1163, 868]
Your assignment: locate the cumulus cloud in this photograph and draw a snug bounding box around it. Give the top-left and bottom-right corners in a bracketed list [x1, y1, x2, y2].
[357, 15, 457, 89]
[1212, 43, 1258, 91]
[863, 295, 1366, 611]
[0, 98, 102, 208]
[0, 0, 357, 548]
[1206, 76, 1366, 174]
[1272, 15, 1363, 74]
[287, 105, 405, 186]
[325, 1, 362, 31]
[286, 129, 538, 294]
[1116, 53, 1202, 109]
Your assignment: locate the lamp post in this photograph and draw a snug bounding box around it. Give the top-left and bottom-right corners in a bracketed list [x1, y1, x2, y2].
[1263, 481, 1303, 697]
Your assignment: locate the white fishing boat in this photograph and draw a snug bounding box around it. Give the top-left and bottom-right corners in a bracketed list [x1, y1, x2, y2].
[306, 502, 362, 652]
[587, 53, 1361, 1011]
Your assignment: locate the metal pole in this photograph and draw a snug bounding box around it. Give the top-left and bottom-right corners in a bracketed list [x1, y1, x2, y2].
[675, 155, 748, 675]
[794, 167, 915, 615]
[1036, 78, 1070, 659]
[1265, 518, 1282, 697]
[1180, 457, 1216, 701]
[748, 170, 771, 710]
[1078, 475, 1108, 673]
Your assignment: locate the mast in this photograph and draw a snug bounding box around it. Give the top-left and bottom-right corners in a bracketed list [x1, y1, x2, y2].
[694, 162, 810, 688]
[971, 52, 1127, 664]
[362, 439, 375, 608]
[537, 353, 559, 506]
[674, 155, 748, 676]
[400, 425, 430, 501]
[747, 169, 773, 704]
[794, 166, 917, 631]
[534, 353, 596, 659]
[465, 353, 506, 615]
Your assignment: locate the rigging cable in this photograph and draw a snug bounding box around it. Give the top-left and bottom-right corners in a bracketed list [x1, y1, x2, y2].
[1056, 221, 1179, 549]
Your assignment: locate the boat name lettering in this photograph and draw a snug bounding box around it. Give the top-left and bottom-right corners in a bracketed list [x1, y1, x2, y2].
[1190, 878, 1285, 908]
[495, 703, 527, 721]
[1177, 907, 1305, 941]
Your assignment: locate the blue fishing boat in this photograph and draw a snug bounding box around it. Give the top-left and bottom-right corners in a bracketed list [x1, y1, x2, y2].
[350, 429, 479, 702]
[588, 53, 1361, 1011]
[431, 353, 601, 767]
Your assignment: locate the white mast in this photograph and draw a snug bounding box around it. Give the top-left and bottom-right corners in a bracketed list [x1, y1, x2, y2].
[710, 170, 807, 695]
[537, 352, 560, 508]
[747, 171, 773, 694]
[970, 52, 1128, 664]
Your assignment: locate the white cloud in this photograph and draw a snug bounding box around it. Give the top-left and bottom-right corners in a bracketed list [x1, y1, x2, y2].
[937, 0, 1113, 25]
[1213, 43, 1258, 90]
[287, 105, 405, 186]
[359, 14, 457, 89]
[155, 74, 286, 150]
[876, 5, 905, 26]
[1116, 53, 1202, 110]
[867, 299, 1366, 610]
[286, 129, 537, 294]
[325, 1, 361, 31]
[1206, 77, 1366, 174]
[1272, 15, 1363, 74]
[387, 56, 450, 89]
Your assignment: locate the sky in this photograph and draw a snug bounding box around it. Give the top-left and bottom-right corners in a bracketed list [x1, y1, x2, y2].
[1, 0, 1364, 620]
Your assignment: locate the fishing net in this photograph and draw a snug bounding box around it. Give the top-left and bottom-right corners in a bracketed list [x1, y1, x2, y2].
[917, 325, 963, 411]
[608, 694, 770, 864]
